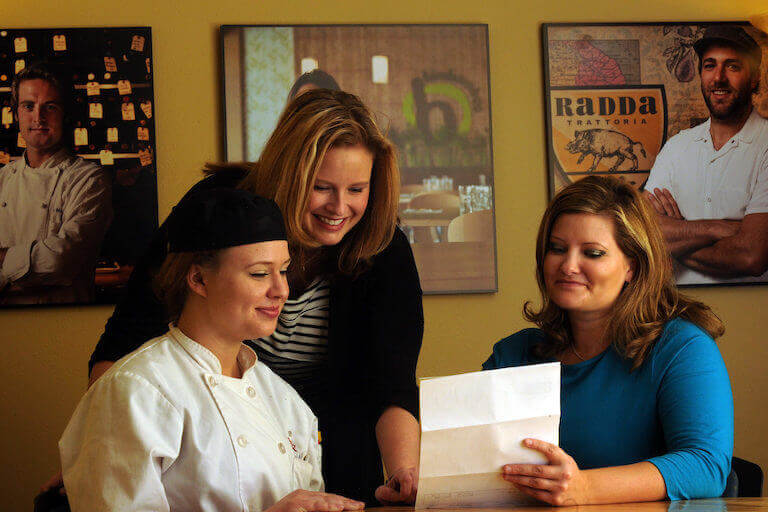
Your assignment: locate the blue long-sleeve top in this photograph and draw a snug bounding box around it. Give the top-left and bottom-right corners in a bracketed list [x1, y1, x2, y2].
[482, 318, 733, 500]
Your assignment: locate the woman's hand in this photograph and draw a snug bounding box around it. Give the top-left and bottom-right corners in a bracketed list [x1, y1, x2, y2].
[266, 490, 365, 512]
[375, 465, 418, 504]
[502, 438, 590, 507]
[40, 470, 65, 495]
[374, 406, 420, 504]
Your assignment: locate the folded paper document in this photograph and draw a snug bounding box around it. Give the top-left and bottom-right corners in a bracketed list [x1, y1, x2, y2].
[415, 362, 561, 508]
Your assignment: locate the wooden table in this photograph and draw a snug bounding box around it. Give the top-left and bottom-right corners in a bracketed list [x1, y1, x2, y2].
[370, 498, 768, 511]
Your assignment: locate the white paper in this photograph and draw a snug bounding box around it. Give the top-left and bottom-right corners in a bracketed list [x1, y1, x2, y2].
[415, 362, 560, 509]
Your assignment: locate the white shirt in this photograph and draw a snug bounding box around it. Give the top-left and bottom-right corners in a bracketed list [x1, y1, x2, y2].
[59, 325, 323, 512]
[0, 148, 112, 303]
[645, 109, 768, 285]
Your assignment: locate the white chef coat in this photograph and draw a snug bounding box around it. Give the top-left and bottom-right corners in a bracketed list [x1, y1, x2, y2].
[0, 148, 112, 303]
[59, 325, 323, 512]
[645, 109, 768, 285]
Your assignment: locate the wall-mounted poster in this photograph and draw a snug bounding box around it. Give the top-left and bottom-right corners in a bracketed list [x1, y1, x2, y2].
[0, 27, 158, 306]
[221, 24, 496, 294]
[543, 22, 768, 287]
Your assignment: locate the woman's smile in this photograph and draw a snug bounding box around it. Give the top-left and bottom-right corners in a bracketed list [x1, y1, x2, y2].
[303, 144, 372, 246]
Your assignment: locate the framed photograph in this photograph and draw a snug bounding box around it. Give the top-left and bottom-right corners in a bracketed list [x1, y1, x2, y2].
[0, 27, 158, 306]
[543, 22, 768, 286]
[221, 24, 497, 294]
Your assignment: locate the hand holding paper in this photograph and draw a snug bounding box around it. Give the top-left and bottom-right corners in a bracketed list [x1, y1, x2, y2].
[415, 362, 561, 508]
[375, 466, 419, 504]
[502, 437, 588, 506]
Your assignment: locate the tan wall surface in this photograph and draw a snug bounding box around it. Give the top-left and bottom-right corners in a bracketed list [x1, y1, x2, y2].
[2, 1, 767, 510]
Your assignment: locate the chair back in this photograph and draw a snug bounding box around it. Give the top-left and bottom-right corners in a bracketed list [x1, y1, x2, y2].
[447, 209, 494, 242]
[408, 192, 460, 218]
[733, 456, 764, 497]
[400, 184, 425, 195]
[723, 469, 739, 498]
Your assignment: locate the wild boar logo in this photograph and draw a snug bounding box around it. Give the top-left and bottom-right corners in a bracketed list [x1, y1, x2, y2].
[547, 85, 667, 193]
[565, 129, 647, 172]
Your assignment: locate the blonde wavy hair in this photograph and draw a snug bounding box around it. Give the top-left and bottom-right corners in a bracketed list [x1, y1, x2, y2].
[207, 89, 399, 279]
[525, 176, 724, 369]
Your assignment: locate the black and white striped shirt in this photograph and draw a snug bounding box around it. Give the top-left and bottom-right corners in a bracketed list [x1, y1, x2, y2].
[250, 278, 331, 412]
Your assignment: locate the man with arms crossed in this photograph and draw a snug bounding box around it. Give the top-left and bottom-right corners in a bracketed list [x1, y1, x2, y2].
[0, 62, 112, 304]
[645, 26, 768, 285]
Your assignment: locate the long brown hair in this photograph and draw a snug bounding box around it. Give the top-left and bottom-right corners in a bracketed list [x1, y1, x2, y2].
[207, 89, 400, 281]
[525, 176, 724, 369]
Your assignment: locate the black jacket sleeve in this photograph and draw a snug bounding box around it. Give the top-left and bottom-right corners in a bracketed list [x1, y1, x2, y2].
[88, 222, 169, 371]
[365, 227, 424, 420]
[89, 170, 245, 372]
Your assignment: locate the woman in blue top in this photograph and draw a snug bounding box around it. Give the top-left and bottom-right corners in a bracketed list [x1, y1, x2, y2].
[484, 176, 732, 506]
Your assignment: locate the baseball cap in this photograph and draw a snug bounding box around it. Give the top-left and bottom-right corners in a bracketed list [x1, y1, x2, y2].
[693, 25, 762, 68]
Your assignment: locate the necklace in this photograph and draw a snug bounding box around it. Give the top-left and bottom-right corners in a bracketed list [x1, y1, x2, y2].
[571, 344, 586, 361]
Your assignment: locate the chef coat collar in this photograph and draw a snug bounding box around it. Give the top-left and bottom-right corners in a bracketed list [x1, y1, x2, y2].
[168, 323, 259, 377]
[22, 147, 72, 170]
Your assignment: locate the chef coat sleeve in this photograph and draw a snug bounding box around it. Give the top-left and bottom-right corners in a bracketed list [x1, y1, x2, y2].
[60, 371, 183, 512]
[1, 165, 112, 287]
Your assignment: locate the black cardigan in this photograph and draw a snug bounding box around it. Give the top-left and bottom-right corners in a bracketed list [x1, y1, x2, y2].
[90, 169, 424, 503]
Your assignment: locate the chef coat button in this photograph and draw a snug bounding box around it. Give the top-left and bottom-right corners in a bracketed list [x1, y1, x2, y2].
[288, 430, 292, 437]
[208, 376, 217, 387]
[707, 197, 712, 203]
[246, 386, 256, 398]
[237, 435, 248, 447]
[278, 442, 286, 454]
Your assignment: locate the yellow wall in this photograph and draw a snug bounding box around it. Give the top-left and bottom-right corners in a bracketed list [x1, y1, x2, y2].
[2, 1, 767, 509]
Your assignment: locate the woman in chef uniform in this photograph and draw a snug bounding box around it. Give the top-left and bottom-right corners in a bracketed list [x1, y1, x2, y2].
[58, 188, 365, 512]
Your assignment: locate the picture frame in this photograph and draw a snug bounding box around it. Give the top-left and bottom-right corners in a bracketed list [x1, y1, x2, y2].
[221, 24, 497, 294]
[0, 27, 158, 306]
[542, 22, 768, 287]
